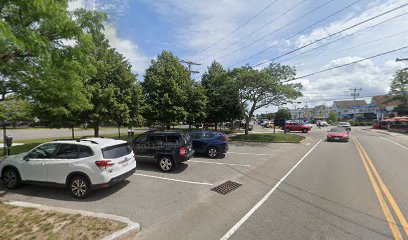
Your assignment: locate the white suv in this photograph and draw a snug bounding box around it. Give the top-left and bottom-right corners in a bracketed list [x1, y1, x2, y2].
[0, 138, 136, 199]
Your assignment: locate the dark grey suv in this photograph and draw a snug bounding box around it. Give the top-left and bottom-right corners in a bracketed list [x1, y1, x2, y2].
[130, 131, 194, 172]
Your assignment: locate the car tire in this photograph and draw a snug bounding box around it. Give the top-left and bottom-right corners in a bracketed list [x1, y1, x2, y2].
[2, 168, 21, 189]
[207, 147, 219, 158]
[302, 129, 308, 133]
[69, 175, 91, 199]
[158, 156, 175, 172]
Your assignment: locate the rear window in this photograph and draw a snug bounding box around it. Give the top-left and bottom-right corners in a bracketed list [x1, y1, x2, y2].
[102, 143, 132, 159]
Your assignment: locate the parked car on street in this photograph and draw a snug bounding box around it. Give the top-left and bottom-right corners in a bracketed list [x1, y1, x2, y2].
[0, 138, 136, 199]
[284, 122, 311, 133]
[190, 131, 229, 158]
[327, 127, 350, 142]
[338, 122, 352, 131]
[130, 131, 194, 172]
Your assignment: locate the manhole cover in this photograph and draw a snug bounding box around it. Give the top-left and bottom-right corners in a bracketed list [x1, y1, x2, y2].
[211, 181, 241, 195]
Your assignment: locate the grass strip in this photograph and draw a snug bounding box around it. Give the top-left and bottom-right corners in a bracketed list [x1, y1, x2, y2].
[0, 203, 127, 240]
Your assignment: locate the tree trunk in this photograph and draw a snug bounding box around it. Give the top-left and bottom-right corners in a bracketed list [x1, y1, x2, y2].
[94, 125, 99, 137]
[245, 117, 250, 135]
[245, 104, 257, 135]
[166, 124, 170, 130]
[118, 126, 121, 139]
[189, 124, 192, 131]
[215, 122, 218, 131]
[71, 127, 75, 139]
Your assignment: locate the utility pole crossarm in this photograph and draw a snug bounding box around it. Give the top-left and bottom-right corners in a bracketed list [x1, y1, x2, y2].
[396, 58, 408, 61]
[181, 60, 201, 74]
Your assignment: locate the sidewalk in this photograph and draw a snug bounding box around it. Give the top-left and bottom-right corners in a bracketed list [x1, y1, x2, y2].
[363, 127, 408, 148]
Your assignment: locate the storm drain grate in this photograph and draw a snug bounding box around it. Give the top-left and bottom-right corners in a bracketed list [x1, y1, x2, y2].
[211, 181, 242, 195]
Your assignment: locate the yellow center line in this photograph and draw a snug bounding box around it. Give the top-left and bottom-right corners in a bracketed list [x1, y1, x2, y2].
[352, 136, 403, 240]
[355, 137, 408, 238]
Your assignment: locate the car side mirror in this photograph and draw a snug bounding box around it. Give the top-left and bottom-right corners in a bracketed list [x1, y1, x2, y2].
[23, 155, 29, 161]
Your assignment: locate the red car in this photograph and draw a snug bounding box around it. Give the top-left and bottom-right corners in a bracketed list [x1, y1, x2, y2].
[327, 127, 349, 142]
[284, 122, 311, 133]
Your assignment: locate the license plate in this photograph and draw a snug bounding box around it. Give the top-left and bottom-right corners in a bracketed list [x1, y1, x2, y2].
[335, 138, 339, 140]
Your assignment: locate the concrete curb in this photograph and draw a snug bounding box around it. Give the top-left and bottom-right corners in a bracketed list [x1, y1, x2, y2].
[4, 201, 140, 240]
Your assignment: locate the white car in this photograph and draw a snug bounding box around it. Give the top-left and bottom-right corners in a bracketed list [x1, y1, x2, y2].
[316, 121, 329, 127]
[338, 122, 352, 131]
[0, 138, 136, 199]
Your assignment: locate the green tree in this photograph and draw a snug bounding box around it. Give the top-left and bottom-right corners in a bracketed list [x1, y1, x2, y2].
[185, 83, 207, 130]
[327, 111, 337, 123]
[202, 61, 244, 130]
[143, 51, 191, 129]
[0, 0, 94, 110]
[387, 69, 408, 116]
[75, 11, 144, 136]
[232, 63, 302, 135]
[275, 108, 292, 121]
[1, 1, 102, 135]
[0, 95, 33, 128]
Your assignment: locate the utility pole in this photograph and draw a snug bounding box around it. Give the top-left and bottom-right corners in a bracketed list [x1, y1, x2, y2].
[396, 58, 408, 62]
[304, 102, 308, 120]
[349, 88, 362, 124]
[181, 60, 201, 74]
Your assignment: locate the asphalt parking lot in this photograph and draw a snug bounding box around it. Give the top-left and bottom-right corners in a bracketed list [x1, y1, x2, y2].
[0, 132, 320, 238]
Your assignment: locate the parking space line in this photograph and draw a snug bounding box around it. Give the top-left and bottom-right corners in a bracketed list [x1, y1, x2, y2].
[220, 139, 323, 240]
[380, 136, 408, 150]
[189, 160, 251, 167]
[133, 173, 213, 186]
[228, 152, 273, 156]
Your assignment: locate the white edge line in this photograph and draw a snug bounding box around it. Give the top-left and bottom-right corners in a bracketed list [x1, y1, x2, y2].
[189, 160, 251, 167]
[133, 173, 213, 186]
[220, 139, 323, 240]
[380, 136, 408, 150]
[5, 201, 140, 240]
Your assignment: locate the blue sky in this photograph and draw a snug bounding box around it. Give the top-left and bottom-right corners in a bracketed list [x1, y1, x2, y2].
[69, 0, 408, 113]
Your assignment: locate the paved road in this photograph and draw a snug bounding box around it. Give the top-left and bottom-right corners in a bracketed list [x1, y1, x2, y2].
[1, 126, 408, 240]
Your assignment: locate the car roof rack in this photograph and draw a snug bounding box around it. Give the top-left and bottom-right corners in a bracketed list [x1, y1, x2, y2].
[53, 139, 99, 144]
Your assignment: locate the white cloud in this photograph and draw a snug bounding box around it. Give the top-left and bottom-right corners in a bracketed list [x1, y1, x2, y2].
[68, 0, 150, 75]
[68, 0, 85, 11]
[104, 25, 151, 75]
[296, 57, 408, 106]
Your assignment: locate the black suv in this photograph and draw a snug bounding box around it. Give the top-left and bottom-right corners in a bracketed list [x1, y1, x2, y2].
[130, 131, 194, 172]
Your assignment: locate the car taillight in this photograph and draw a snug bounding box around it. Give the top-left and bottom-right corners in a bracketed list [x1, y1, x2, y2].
[180, 147, 187, 156]
[95, 160, 114, 169]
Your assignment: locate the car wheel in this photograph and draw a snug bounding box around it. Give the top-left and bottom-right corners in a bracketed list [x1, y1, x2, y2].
[2, 168, 21, 189]
[158, 156, 175, 172]
[302, 129, 308, 133]
[70, 175, 90, 199]
[207, 147, 219, 158]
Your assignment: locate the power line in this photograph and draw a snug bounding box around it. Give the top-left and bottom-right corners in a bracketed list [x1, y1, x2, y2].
[252, 2, 408, 67]
[195, 0, 280, 55]
[208, 0, 312, 60]
[284, 45, 408, 82]
[226, 0, 363, 68]
[280, 12, 408, 65]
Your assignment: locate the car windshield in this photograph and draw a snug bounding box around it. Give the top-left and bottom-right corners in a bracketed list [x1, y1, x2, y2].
[329, 128, 347, 133]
